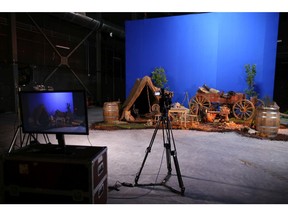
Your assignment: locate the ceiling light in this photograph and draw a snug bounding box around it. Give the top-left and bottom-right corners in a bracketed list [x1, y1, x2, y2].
[56, 45, 70, 50]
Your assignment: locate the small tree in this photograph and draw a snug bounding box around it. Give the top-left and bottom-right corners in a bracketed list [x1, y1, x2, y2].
[244, 64, 258, 98]
[151, 67, 168, 88]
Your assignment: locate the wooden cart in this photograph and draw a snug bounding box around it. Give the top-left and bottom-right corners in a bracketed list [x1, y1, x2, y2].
[189, 91, 264, 120]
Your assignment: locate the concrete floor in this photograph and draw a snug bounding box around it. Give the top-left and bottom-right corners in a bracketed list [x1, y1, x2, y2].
[1, 106, 288, 205]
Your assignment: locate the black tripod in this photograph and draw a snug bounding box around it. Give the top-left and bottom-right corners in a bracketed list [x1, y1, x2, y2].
[8, 124, 50, 153]
[134, 109, 185, 195]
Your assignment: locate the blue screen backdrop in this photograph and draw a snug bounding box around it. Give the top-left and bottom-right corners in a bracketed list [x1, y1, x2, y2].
[125, 12, 279, 106]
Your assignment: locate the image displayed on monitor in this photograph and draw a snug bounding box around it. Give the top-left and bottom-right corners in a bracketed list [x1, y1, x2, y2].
[19, 90, 89, 135]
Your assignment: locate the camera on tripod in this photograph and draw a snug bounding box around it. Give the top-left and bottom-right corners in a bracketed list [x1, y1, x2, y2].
[135, 87, 185, 195]
[155, 88, 173, 115]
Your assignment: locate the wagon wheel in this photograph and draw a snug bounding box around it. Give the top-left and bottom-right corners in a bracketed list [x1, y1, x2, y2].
[254, 99, 265, 108]
[190, 103, 199, 115]
[189, 94, 211, 115]
[232, 99, 255, 120]
[151, 104, 160, 113]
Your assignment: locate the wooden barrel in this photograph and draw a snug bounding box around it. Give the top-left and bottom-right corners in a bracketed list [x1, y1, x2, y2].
[103, 102, 120, 123]
[255, 107, 280, 138]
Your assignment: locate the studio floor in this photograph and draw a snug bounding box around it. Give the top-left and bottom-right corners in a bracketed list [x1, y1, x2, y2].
[1, 106, 288, 205]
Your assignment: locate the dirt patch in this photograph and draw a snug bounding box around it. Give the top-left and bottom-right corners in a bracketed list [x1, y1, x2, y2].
[235, 128, 288, 141]
[190, 122, 288, 141]
[90, 120, 288, 141]
[90, 121, 154, 130]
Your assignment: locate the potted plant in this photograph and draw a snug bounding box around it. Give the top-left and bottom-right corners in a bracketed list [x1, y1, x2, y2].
[151, 66, 168, 89]
[244, 64, 258, 103]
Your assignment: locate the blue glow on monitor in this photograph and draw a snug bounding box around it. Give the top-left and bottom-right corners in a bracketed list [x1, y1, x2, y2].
[26, 92, 74, 117]
[19, 91, 89, 135]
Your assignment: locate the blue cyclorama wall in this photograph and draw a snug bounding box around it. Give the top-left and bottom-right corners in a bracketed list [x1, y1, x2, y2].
[125, 12, 279, 106]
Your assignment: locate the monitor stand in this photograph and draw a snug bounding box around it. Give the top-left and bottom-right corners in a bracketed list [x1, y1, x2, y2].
[56, 134, 66, 148]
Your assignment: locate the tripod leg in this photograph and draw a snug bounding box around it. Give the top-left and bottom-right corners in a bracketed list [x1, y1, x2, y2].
[161, 144, 172, 185]
[163, 117, 185, 195]
[162, 118, 172, 175]
[168, 119, 185, 195]
[8, 126, 21, 153]
[134, 119, 161, 185]
[171, 151, 185, 195]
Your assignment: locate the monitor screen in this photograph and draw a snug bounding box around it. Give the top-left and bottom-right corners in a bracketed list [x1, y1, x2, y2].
[19, 90, 89, 136]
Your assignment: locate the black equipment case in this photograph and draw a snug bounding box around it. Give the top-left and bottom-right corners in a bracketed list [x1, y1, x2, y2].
[1, 144, 107, 204]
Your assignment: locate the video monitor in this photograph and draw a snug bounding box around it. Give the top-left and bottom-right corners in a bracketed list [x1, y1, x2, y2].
[19, 90, 89, 137]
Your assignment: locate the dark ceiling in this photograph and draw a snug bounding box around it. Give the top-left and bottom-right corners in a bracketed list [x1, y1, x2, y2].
[86, 12, 199, 28]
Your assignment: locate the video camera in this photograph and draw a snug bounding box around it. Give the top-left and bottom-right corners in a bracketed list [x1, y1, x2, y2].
[155, 88, 173, 115]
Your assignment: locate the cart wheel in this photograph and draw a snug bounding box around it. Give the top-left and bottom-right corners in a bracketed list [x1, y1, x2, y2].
[232, 99, 255, 120]
[189, 94, 211, 115]
[189, 103, 199, 115]
[151, 104, 160, 113]
[254, 99, 265, 108]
